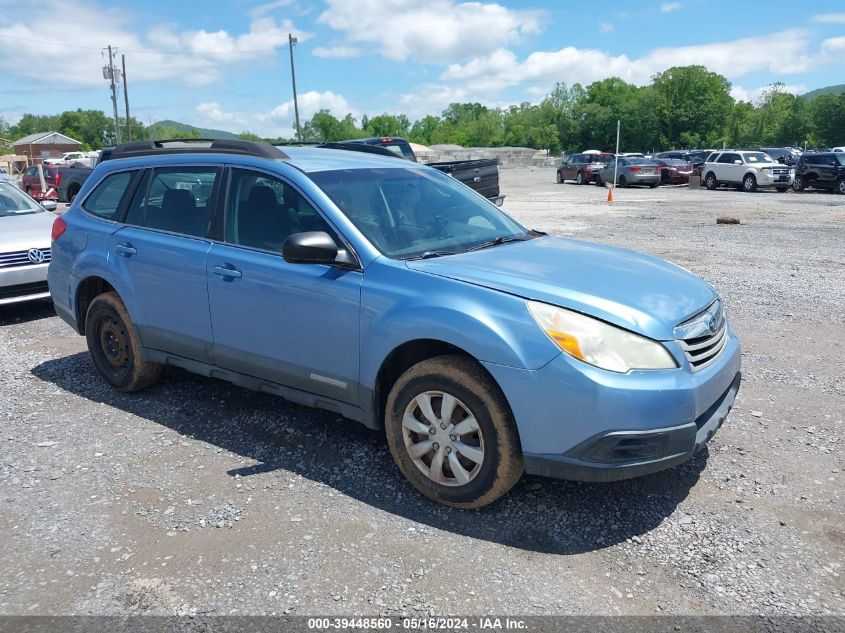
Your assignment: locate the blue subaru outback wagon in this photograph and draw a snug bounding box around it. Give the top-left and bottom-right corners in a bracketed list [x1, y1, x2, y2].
[48, 139, 741, 508]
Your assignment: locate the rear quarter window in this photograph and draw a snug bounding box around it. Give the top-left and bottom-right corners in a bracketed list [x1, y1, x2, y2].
[81, 171, 135, 220]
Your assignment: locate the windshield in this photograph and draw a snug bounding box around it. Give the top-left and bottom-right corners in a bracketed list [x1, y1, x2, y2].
[0, 182, 43, 217]
[309, 167, 530, 259]
[743, 152, 773, 164]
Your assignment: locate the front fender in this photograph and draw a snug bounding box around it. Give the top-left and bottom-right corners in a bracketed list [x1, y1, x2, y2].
[359, 259, 560, 394]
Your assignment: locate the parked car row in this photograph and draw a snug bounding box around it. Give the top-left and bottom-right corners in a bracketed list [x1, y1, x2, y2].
[558, 147, 845, 194]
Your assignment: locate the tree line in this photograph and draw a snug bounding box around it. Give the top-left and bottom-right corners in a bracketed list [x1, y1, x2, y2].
[2, 66, 843, 155]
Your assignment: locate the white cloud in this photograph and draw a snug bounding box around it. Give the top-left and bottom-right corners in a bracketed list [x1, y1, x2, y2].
[821, 35, 845, 56]
[660, 2, 682, 13]
[248, 0, 295, 18]
[812, 12, 845, 24]
[0, 0, 310, 87]
[598, 22, 614, 34]
[439, 29, 817, 95]
[317, 0, 542, 64]
[313, 45, 362, 58]
[196, 91, 357, 137]
[730, 83, 808, 104]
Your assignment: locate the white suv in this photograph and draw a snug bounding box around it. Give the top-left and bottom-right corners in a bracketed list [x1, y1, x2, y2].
[703, 150, 794, 193]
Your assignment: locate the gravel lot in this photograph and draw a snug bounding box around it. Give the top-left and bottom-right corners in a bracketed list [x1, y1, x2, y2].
[1, 170, 843, 618]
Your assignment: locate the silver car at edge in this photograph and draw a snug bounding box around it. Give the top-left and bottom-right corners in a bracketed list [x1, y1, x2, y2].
[0, 181, 58, 305]
[595, 156, 662, 188]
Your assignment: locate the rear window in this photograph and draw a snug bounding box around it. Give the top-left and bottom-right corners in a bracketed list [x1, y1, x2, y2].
[82, 171, 135, 220]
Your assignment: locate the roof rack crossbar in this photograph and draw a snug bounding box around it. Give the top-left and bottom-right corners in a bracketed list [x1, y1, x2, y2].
[109, 139, 288, 161]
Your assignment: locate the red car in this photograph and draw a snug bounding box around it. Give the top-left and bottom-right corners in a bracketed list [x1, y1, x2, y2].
[655, 158, 693, 185]
[20, 164, 61, 200]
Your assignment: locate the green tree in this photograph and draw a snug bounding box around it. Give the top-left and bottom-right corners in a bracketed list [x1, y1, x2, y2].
[810, 93, 845, 146]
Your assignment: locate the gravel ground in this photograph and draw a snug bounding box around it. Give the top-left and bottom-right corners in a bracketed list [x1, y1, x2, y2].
[0, 170, 843, 618]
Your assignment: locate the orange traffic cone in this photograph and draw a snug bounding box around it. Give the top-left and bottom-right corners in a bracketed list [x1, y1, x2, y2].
[607, 186, 613, 204]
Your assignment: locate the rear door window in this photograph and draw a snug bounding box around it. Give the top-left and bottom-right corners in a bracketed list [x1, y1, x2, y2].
[125, 167, 219, 238]
[82, 171, 136, 220]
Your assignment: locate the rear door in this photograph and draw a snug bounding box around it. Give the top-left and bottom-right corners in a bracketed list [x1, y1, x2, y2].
[108, 165, 220, 362]
[716, 152, 740, 182]
[206, 166, 362, 404]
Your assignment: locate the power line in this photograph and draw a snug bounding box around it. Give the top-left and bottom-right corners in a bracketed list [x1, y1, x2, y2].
[0, 31, 291, 57]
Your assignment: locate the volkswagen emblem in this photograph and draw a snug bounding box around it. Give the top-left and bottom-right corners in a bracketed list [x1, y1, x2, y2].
[27, 248, 46, 264]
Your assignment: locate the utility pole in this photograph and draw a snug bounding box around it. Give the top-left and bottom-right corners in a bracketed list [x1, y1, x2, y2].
[103, 46, 121, 145]
[122, 54, 131, 142]
[288, 33, 301, 141]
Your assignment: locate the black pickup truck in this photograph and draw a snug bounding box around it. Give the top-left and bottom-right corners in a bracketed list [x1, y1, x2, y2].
[54, 148, 114, 203]
[336, 137, 504, 205]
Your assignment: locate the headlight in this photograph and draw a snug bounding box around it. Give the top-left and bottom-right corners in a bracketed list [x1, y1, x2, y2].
[527, 301, 677, 373]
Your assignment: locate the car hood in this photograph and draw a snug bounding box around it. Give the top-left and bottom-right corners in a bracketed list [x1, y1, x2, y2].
[405, 236, 716, 341]
[0, 212, 55, 251]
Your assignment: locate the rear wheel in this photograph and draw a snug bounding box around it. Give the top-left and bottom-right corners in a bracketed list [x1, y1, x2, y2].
[68, 185, 80, 203]
[705, 173, 718, 190]
[742, 174, 757, 193]
[649, 182, 659, 188]
[792, 175, 805, 191]
[384, 355, 523, 509]
[85, 292, 162, 392]
[618, 175, 628, 188]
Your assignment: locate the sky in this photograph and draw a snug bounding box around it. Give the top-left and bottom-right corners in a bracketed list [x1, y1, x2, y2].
[1, 0, 844, 138]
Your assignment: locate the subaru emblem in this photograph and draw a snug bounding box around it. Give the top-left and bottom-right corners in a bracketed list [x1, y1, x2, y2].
[27, 248, 46, 264]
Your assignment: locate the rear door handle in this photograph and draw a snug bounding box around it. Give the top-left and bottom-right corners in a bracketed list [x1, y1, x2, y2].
[213, 265, 242, 279]
[115, 243, 136, 256]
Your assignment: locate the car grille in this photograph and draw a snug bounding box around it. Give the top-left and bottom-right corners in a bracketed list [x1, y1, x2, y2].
[675, 301, 728, 372]
[0, 281, 49, 300]
[0, 248, 51, 269]
[771, 167, 791, 176]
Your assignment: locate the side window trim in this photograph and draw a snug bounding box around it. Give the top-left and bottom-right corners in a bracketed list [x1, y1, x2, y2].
[116, 169, 150, 224]
[221, 164, 361, 269]
[79, 168, 142, 222]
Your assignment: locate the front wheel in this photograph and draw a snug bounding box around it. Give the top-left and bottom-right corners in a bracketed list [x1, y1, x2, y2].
[775, 186, 789, 193]
[837, 178, 845, 195]
[85, 292, 162, 392]
[792, 175, 805, 191]
[576, 171, 584, 185]
[742, 174, 757, 192]
[555, 170, 563, 184]
[385, 355, 523, 509]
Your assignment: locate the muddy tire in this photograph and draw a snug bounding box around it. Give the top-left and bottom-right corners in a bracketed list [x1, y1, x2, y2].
[385, 355, 523, 509]
[85, 292, 162, 392]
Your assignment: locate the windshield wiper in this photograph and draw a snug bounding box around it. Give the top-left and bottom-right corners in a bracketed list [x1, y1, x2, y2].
[465, 234, 532, 253]
[405, 249, 459, 260]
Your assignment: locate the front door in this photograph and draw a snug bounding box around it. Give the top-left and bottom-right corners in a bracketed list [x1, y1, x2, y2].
[108, 166, 221, 362]
[206, 167, 362, 404]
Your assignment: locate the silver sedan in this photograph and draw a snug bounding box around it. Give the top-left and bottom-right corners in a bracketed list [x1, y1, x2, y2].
[0, 181, 58, 305]
[595, 157, 662, 188]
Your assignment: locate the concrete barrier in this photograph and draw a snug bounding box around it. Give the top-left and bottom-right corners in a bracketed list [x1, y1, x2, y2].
[423, 146, 558, 169]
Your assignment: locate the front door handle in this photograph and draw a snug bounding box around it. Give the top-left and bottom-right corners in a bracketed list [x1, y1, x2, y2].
[213, 265, 242, 279]
[115, 243, 136, 256]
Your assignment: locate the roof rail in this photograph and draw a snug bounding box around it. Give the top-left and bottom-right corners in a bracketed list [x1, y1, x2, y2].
[109, 139, 287, 161]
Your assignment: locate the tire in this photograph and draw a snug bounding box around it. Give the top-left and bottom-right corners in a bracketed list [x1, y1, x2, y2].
[705, 173, 718, 190]
[85, 292, 162, 392]
[595, 174, 603, 187]
[837, 178, 845, 195]
[576, 171, 584, 185]
[792, 175, 805, 192]
[775, 186, 788, 193]
[742, 174, 757, 193]
[555, 170, 562, 184]
[384, 355, 523, 509]
[68, 186, 80, 203]
[618, 175, 628, 188]
[649, 182, 659, 188]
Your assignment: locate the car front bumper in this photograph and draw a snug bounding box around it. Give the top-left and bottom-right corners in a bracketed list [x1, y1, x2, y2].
[757, 171, 794, 186]
[482, 328, 742, 482]
[0, 263, 50, 305]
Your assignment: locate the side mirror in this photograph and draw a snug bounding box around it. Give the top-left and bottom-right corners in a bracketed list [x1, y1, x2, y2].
[282, 231, 340, 265]
[41, 200, 58, 212]
[733, 160, 742, 165]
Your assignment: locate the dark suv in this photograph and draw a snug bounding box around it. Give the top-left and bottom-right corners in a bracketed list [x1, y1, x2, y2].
[556, 152, 614, 185]
[792, 152, 845, 194]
